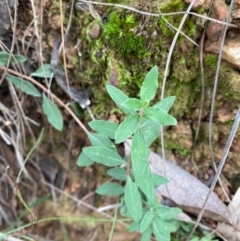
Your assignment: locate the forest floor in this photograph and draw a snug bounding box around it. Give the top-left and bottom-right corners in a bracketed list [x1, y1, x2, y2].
[0, 0, 240, 240]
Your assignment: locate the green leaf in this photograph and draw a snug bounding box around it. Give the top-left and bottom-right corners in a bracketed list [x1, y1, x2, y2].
[89, 120, 119, 139]
[31, 64, 53, 78]
[128, 222, 140, 232]
[107, 167, 127, 181]
[140, 66, 158, 102]
[83, 146, 125, 167]
[140, 211, 153, 233]
[0, 52, 26, 66]
[6, 75, 41, 97]
[121, 98, 142, 111]
[201, 238, 212, 241]
[124, 177, 142, 223]
[152, 174, 169, 188]
[153, 96, 176, 113]
[144, 107, 177, 126]
[152, 217, 170, 241]
[106, 85, 134, 114]
[132, 129, 155, 204]
[77, 152, 94, 167]
[190, 238, 199, 241]
[115, 114, 139, 144]
[96, 182, 124, 196]
[87, 133, 116, 150]
[120, 198, 131, 218]
[139, 117, 161, 147]
[154, 205, 181, 220]
[42, 94, 63, 131]
[67, 101, 84, 116]
[164, 220, 180, 233]
[141, 225, 152, 241]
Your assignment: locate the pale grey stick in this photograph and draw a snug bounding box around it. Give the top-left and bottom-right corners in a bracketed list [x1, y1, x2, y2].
[187, 107, 240, 240]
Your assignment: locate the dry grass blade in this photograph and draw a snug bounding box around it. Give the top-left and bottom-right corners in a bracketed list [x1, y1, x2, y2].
[187, 0, 237, 239]
[188, 107, 240, 239]
[78, 0, 237, 27]
[0, 233, 25, 241]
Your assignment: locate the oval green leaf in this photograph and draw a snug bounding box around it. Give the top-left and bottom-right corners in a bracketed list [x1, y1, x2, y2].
[132, 129, 155, 204]
[115, 114, 139, 144]
[6, 75, 41, 97]
[139, 117, 161, 147]
[152, 173, 169, 188]
[31, 64, 53, 78]
[106, 85, 134, 114]
[42, 94, 63, 131]
[87, 132, 116, 150]
[96, 182, 124, 196]
[140, 211, 153, 233]
[0, 52, 27, 66]
[154, 205, 181, 220]
[83, 146, 125, 167]
[77, 152, 95, 167]
[128, 222, 140, 232]
[140, 66, 158, 103]
[121, 98, 142, 111]
[124, 177, 142, 223]
[107, 167, 127, 181]
[144, 107, 177, 126]
[141, 226, 152, 241]
[67, 101, 84, 116]
[152, 217, 170, 241]
[89, 120, 119, 139]
[153, 96, 176, 113]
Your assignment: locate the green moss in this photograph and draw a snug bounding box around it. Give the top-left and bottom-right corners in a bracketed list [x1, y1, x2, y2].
[204, 54, 218, 68]
[103, 12, 147, 58]
[61, 0, 240, 181]
[186, 19, 197, 37]
[66, 0, 205, 123]
[160, 0, 185, 12]
[158, 0, 195, 38]
[219, 67, 240, 102]
[164, 139, 191, 156]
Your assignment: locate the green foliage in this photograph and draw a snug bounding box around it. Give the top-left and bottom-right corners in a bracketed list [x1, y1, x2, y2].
[1, 52, 64, 131]
[160, 0, 185, 12]
[42, 94, 63, 131]
[0, 51, 26, 66]
[204, 54, 218, 68]
[107, 167, 127, 181]
[78, 66, 180, 241]
[124, 176, 143, 222]
[67, 101, 84, 117]
[96, 182, 124, 196]
[171, 221, 218, 241]
[77, 152, 94, 167]
[83, 146, 125, 166]
[89, 120, 119, 139]
[158, 0, 196, 39]
[158, 0, 185, 37]
[6, 75, 41, 97]
[103, 12, 146, 57]
[31, 64, 53, 78]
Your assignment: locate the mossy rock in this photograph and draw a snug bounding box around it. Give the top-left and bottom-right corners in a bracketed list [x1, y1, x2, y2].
[63, 0, 240, 171]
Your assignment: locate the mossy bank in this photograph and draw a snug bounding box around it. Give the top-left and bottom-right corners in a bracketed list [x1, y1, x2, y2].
[58, 0, 240, 173]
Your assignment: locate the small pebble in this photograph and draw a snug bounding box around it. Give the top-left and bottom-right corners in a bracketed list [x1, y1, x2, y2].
[89, 23, 101, 39]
